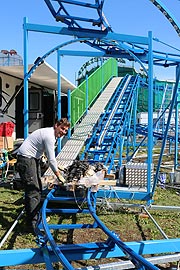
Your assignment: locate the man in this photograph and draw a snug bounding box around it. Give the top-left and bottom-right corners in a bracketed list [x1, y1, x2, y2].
[16, 118, 70, 233]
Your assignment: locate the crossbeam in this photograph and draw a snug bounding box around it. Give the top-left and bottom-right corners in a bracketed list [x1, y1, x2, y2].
[1, 238, 180, 267]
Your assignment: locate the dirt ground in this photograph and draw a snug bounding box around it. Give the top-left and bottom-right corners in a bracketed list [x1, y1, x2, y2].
[1, 183, 180, 270]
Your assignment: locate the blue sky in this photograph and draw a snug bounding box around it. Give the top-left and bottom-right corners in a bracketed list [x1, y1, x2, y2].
[0, 0, 180, 84]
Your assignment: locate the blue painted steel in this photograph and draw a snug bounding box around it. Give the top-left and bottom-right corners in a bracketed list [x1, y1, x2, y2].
[67, 89, 71, 138]
[57, 50, 62, 153]
[22, 33, 100, 140]
[35, 187, 99, 268]
[57, 50, 61, 122]
[133, 79, 139, 150]
[17, 2, 180, 267]
[23, 17, 29, 139]
[41, 246, 54, 270]
[153, 65, 180, 193]
[57, 50, 61, 120]
[147, 31, 153, 201]
[175, 100, 180, 168]
[44, 0, 180, 38]
[81, 74, 139, 172]
[149, 0, 180, 36]
[85, 74, 88, 114]
[24, 21, 180, 67]
[86, 188, 159, 270]
[2, 238, 180, 267]
[44, 0, 107, 29]
[1, 184, 180, 267]
[36, 187, 160, 269]
[96, 188, 152, 201]
[136, 125, 180, 142]
[40, 187, 75, 270]
[59, 50, 105, 57]
[25, 22, 108, 38]
[29, 0, 180, 72]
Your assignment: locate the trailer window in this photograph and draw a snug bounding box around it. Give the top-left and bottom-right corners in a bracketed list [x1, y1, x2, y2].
[29, 92, 40, 110]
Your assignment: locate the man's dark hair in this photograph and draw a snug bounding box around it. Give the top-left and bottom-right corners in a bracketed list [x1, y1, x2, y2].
[56, 118, 70, 128]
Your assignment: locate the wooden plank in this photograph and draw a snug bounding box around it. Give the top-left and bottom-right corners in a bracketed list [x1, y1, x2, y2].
[99, 180, 116, 186]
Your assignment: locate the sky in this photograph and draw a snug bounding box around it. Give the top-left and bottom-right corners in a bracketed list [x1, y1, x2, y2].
[0, 0, 180, 85]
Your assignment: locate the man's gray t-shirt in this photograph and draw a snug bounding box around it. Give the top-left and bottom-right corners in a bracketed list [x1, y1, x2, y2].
[17, 127, 58, 173]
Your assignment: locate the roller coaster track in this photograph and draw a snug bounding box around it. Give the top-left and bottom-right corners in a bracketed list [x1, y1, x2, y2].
[43, 0, 109, 30]
[34, 186, 159, 270]
[1, 1, 180, 269]
[3, 0, 178, 119]
[81, 74, 139, 172]
[136, 123, 180, 142]
[44, 0, 180, 37]
[149, 0, 180, 37]
[42, 0, 180, 70]
[43, 0, 180, 64]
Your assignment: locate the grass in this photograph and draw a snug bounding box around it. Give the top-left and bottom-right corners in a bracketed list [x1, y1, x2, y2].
[1, 181, 180, 269]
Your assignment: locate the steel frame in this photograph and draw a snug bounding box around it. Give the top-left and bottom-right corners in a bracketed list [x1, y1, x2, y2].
[1, 1, 180, 268]
[2, 187, 180, 269]
[80, 74, 139, 170]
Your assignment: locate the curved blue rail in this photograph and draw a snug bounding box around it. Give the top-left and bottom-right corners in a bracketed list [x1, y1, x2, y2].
[87, 188, 159, 270]
[40, 187, 74, 270]
[36, 186, 92, 269]
[34, 186, 160, 269]
[44, 0, 109, 30]
[149, 0, 180, 37]
[44, 0, 180, 37]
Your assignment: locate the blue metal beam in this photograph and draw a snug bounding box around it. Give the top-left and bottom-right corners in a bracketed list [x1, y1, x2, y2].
[153, 64, 180, 193]
[147, 31, 153, 204]
[55, 0, 100, 8]
[24, 21, 148, 44]
[24, 22, 108, 38]
[1, 238, 180, 267]
[44, 0, 106, 29]
[59, 50, 105, 57]
[24, 20, 180, 68]
[97, 189, 152, 201]
[44, 0, 180, 38]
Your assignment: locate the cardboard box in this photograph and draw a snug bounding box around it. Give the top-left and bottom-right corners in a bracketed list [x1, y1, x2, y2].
[0, 137, 3, 149]
[0, 136, 14, 150]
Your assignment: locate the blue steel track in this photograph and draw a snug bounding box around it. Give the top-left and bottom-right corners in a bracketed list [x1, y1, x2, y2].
[1, 1, 180, 269]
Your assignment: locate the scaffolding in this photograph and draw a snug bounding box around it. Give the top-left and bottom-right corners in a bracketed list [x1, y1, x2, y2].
[0, 49, 23, 66]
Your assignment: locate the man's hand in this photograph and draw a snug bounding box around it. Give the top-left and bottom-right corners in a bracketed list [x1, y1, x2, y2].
[56, 178, 64, 185]
[57, 173, 66, 184]
[49, 178, 63, 189]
